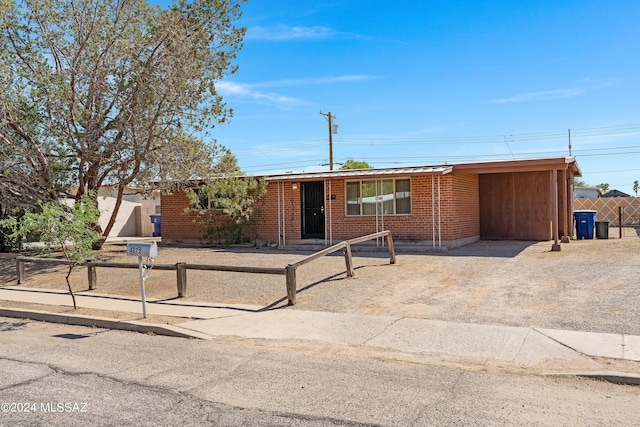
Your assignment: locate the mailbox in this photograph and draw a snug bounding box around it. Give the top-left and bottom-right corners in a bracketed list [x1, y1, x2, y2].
[126, 242, 158, 258]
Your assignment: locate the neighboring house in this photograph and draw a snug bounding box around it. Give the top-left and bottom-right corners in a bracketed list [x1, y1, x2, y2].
[160, 157, 580, 249]
[68, 185, 161, 237]
[602, 189, 631, 198]
[574, 187, 601, 198]
[97, 185, 161, 237]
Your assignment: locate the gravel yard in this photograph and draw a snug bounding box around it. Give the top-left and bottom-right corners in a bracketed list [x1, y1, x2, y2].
[1, 231, 639, 335]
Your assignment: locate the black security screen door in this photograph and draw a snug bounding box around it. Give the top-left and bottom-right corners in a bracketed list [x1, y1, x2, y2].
[301, 181, 325, 239]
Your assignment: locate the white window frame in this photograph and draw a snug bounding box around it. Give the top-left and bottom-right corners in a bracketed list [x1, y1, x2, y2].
[345, 178, 411, 216]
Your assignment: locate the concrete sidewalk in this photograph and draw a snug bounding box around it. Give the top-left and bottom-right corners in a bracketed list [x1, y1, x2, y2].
[1, 285, 639, 383]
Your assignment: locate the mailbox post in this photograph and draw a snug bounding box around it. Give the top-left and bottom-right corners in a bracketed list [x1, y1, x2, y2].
[126, 242, 158, 318]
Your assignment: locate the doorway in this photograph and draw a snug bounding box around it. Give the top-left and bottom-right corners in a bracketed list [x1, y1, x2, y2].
[301, 181, 325, 239]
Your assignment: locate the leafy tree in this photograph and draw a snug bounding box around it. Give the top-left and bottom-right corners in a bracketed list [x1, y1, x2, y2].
[0, 194, 102, 309]
[340, 159, 372, 170]
[185, 152, 266, 244]
[633, 180, 639, 196]
[0, 206, 24, 252]
[596, 183, 610, 193]
[573, 178, 588, 188]
[0, 0, 246, 248]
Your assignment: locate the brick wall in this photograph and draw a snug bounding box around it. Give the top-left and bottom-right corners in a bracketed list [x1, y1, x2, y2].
[441, 174, 480, 241]
[255, 175, 480, 244]
[254, 181, 301, 242]
[160, 191, 202, 240]
[162, 174, 481, 245]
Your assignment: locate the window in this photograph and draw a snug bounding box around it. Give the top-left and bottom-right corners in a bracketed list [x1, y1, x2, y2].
[345, 178, 411, 216]
[191, 188, 212, 210]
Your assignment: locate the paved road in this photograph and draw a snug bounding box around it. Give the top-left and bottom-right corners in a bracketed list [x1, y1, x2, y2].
[1, 318, 639, 426]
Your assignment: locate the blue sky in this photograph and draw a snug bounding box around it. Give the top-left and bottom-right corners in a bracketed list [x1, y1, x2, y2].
[163, 1, 640, 194]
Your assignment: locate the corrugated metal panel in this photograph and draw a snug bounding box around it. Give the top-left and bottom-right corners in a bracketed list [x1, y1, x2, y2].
[266, 166, 453, 182]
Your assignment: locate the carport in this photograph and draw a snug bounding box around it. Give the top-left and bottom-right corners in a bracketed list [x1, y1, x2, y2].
[453, 157, 581, 250]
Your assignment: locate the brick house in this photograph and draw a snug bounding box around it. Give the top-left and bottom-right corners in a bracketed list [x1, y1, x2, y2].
[160, 157, 580, 249]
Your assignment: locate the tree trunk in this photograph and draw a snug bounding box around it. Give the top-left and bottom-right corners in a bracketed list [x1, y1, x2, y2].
[93, 183, 126, 250]
[65, 265, 77, 309]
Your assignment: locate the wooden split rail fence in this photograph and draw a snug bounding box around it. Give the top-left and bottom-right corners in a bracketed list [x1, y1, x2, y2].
[14, 231, 396, 306]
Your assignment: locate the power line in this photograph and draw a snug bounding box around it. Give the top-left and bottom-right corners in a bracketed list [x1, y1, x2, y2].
[239, 147, 640, 172]
[229, 123, 640, 156]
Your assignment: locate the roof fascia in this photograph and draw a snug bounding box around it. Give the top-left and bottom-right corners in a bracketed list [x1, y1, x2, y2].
[452, 157, 581, 175]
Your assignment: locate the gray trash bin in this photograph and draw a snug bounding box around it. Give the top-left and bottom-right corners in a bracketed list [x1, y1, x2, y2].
[595, 221, 609, 239]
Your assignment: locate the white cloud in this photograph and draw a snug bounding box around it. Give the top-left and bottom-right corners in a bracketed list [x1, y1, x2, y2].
[246, 24, 336, 41]
[216, 81, 308, 106]
[216, 81, 250, 96]
[257, 75, 375, 88]
[577, 77, 594, 84]
[490, 88, 584, 104]
[217, 75, 374, 106]
[490, 77, 618, 104]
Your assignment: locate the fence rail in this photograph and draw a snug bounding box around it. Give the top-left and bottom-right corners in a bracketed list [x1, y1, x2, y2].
[13, 231, 396, 306]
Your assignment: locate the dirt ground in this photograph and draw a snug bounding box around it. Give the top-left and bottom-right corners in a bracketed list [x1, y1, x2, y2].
[1, 231, 639, 335]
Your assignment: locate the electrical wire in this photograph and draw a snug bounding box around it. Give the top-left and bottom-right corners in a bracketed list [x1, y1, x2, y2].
[231, 123, 640, 174]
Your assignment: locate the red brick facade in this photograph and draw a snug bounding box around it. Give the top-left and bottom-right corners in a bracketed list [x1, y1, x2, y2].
[161, 191, 203, 240]
[161, 173, 481, 247]
[159, 158, 579, 248]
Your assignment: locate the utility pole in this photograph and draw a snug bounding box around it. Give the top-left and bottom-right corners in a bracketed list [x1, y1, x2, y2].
[320, 111, 336, 170]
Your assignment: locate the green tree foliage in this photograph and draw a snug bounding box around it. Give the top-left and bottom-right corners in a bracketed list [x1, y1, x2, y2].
[573, 178, 588, 188]
[0, 206, 24, 252]
[0, 0, 246, 247]
[596, 183, 610, 193]
[185, 152, 266, 244]
[340, 159, 372, 170]
[633, 180, 638, 196]
[0, 194, 102, 308]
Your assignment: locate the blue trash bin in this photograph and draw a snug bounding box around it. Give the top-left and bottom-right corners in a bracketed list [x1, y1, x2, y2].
[574, 210, 596, 240]
[149, 214, 161, 237]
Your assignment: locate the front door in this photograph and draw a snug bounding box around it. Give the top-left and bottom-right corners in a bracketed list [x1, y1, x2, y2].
[301, 181, 325, 239]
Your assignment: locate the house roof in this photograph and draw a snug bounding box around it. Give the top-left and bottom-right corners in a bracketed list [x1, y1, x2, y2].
[265, 165, 453, 182]
[602, 189, 630, 198]
[265, 157, 581, 182]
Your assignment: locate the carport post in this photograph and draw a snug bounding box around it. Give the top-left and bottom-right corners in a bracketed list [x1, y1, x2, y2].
[551, 169, 561, 251]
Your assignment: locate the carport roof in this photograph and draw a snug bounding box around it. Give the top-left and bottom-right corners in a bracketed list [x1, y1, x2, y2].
[265, 165, 453, 182]
[451, 156, 581, 176]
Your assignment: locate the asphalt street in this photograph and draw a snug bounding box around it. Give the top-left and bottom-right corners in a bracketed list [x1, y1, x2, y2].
[1, 318, 639, 426]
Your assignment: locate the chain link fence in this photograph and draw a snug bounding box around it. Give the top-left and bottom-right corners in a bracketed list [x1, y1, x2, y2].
[574, 197, 640, 226]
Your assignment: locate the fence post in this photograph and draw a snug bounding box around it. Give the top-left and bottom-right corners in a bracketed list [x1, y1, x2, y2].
[385, 231, 396, 264]
[286, 264, 297, 305]
[176, 262, 187, 298]
[619, 206, 623, 238]
[87, 260, 97, 290]
[343, 243, 354, 277]
[16, 258, 25, 284]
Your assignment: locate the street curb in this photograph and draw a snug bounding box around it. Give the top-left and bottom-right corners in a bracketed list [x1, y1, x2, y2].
[2, 307, 639, 384]
[576, 372, 640, 386]
[551, 372, 640, 386]
[0, 307, 213, 340]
